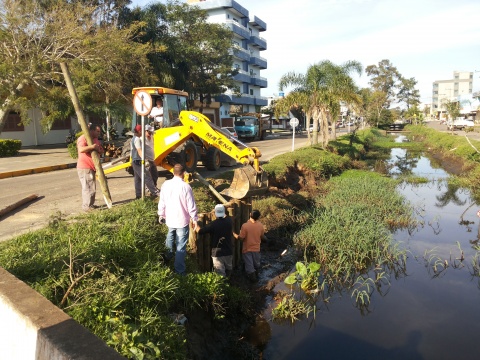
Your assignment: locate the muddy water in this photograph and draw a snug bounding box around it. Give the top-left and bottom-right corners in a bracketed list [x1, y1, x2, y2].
[262, 142, 480, 360]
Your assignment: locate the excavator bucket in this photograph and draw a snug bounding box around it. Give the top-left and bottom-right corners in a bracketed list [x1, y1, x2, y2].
[220, 165, 268, 199]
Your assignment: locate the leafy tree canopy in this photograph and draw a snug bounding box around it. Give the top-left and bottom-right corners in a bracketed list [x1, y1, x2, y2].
[0, 0, 153, 133]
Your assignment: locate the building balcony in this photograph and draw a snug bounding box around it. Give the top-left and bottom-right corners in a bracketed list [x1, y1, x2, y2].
[226, 20, 250, 39]
[249, 54, 267, 69]
[193, 0, 248, 18]
[215, 93, 267, 106]
[230, 46, 250, 62]
[250, 75, 267, 88]
[232, 70, 250, 83]
[249, 35, 266, 50]
[249, 15, 266, 31]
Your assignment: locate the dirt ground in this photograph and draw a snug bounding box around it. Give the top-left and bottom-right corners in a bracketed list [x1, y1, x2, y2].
[184, 168, 315, 359]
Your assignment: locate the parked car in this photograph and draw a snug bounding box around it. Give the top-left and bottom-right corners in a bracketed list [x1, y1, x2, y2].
[446, 118, 474, 131]
[220, 126, 238, 139]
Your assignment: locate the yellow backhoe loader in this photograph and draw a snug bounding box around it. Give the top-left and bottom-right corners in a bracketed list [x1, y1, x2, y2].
[102, 87, 268, 199]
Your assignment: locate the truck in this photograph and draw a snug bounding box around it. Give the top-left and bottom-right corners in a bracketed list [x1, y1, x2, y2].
[102, 87, 268, 199]
[234, 114, 270, 141]
[446, 118, 475, 131]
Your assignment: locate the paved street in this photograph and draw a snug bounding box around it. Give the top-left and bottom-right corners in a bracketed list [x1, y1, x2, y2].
[0, 134, 310, 242]
[1, 123, 478, 242]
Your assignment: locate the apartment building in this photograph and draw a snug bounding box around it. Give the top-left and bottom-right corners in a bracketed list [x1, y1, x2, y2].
[432, 71, 473, 118]
[187, 0, 268, 122]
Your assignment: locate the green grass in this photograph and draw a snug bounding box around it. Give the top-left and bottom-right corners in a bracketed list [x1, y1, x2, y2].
[0, 195, 250, 359]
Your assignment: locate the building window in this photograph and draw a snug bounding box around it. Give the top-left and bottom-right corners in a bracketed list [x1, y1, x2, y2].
[50, 117, 72, 130]
[3, 112, 24, 132]
[226, 14, 230, 19]
[234, 64, 240, 69]
[250, 89, 254, 95]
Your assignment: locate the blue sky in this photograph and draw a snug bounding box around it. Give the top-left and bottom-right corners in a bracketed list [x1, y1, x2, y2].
[131, 0, 480, 104]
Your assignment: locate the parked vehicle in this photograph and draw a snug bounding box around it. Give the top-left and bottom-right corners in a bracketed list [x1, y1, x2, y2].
[234, 115, 269, 141]
[446, 118, 474, 130]
[220, 126, 238, 139]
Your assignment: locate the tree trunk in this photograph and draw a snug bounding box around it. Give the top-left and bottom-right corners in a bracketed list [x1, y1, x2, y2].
[321, 109, 329, 148]
[60, 62, 112, 209]
[311, 107, 320, 145]
[0, 83, 26, 134]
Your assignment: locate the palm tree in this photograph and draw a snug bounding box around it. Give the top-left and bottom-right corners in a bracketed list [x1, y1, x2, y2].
[279, 60, 362, 147]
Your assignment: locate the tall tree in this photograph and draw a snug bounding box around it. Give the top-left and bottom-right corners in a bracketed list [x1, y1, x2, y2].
[121, 1, 238, 105]
[279, 60, 362, 147]
[397, 76, 420, 110]
[0, 0, 152, 133]
[163, 1, 237, 103]
[365, 59, 400, 109]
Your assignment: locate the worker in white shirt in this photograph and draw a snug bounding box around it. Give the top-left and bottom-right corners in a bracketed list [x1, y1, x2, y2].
[149, 98, 164, 128]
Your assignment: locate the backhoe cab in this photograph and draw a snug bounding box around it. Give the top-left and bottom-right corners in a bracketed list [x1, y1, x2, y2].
[102, 87, 268, 200]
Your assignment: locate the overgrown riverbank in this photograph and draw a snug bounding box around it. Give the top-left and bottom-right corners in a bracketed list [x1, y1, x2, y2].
[3, 127, 478, 359]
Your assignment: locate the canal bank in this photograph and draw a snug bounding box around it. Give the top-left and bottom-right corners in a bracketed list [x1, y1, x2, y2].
[262, 134, 480, 360]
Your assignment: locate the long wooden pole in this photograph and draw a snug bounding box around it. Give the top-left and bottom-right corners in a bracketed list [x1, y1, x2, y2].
[0, 194, 39, 217]
[60, 62, 112, 209]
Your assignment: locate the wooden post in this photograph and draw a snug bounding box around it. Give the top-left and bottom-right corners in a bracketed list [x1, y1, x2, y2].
[60, 62, 112, 209]
[203, 212, 212, 272]
[0, 194, 39, 218]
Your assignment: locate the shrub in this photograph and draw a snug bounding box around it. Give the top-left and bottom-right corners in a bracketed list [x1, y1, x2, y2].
[0, 139, 22, 157]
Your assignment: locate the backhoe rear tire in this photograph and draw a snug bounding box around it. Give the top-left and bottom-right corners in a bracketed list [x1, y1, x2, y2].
[182, 141, 198, 173]
[203, 147, 221, 171]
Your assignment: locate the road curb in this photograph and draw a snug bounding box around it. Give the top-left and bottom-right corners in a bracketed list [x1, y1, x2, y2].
[0, 163, 78, 179]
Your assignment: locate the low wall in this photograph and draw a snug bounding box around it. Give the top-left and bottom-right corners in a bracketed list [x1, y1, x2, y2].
[0, 267, 125, 360]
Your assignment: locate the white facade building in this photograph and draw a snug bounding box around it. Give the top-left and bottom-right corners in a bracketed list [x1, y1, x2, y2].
[187, 0, 268, 119]
[432, 71, 473, 118]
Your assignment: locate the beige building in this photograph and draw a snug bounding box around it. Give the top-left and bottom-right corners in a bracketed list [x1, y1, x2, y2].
[187, 0, 268, 123]
[432, 71, 473, 118]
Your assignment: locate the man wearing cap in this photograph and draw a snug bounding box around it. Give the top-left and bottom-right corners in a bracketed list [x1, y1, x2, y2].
[131, 124, 160, 199]
[195, 204, 234, 277]
[158, 163, 198, 275]
[144, 124, 158, 186]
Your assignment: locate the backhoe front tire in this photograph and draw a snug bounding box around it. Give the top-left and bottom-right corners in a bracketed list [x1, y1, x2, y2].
[182, 141, 198, 173]
[203, 147, 221, 171]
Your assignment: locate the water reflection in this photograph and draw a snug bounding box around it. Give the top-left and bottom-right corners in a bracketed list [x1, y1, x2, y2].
[263, 144, 480, 360]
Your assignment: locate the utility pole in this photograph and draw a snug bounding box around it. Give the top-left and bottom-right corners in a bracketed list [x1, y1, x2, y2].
[60, 62, 113, 208]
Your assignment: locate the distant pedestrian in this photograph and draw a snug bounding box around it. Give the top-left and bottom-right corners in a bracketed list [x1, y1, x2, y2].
[234, 210, 268, 282]
[131, 124, 159, 199]
[76, 123, 104, 212]
[195, 204, 234, 277]
[158, 164, 198, 275]
[144, 124, 158, 186]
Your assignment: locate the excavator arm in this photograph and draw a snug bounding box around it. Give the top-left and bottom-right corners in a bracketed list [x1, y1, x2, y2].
[178, 111, 268, 199]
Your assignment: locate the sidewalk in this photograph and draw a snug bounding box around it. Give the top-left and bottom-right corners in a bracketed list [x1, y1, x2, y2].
[0, 144, 77, 179]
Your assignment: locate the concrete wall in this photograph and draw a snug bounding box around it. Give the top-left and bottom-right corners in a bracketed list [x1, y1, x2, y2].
[0, 267, 125, 360]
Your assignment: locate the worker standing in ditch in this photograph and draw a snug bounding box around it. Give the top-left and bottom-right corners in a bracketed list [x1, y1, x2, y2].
[195, 204, 234, 277]
[131, 124, 159, 199]
[234, 210, 268, 282]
